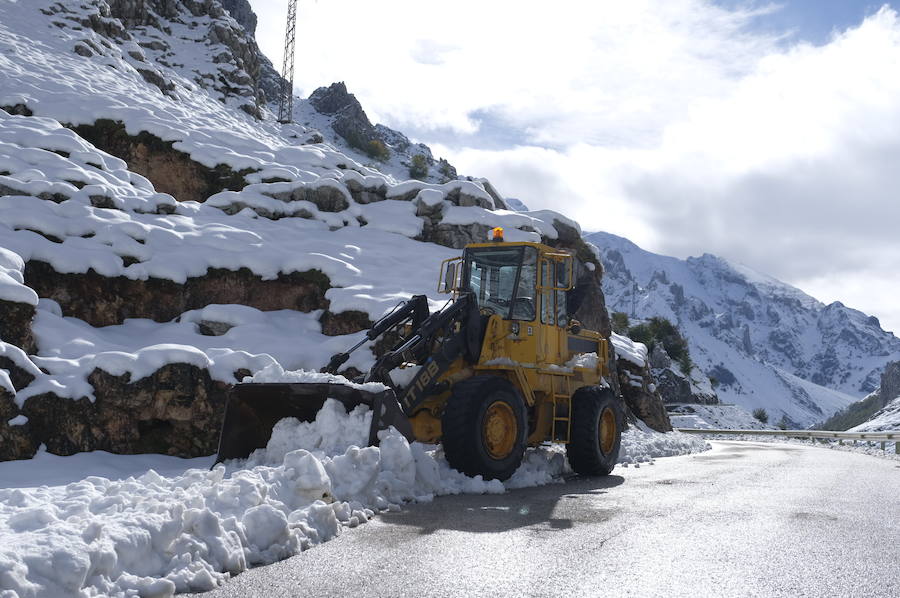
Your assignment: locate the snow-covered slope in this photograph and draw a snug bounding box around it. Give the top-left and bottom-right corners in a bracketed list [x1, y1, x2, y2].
[850, 395, 900, 432]
[667, 404, 774, 430]
[588, 231, 900, 426]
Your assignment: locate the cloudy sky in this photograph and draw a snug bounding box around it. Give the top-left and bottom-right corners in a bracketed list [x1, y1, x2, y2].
[248, 0, 900, 333]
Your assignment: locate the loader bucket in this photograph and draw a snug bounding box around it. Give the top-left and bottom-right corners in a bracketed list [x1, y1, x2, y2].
[214, 382, 414, 465]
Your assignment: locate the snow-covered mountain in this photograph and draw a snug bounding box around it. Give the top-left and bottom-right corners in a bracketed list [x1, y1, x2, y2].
[588, 231, 900, 426]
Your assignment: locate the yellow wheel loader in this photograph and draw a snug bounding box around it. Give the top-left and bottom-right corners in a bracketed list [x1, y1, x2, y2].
[216, 229, 624, 481]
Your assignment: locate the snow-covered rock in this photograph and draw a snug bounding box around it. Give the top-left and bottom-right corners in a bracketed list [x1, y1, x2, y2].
[610, 333, 673, 432]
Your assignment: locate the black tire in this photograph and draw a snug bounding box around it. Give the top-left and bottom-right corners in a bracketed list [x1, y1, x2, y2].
[566, 387, 624, 476]
[442, 376, 527, 481]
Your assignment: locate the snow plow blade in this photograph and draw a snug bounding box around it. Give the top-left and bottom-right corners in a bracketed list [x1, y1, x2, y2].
[214, 383, 413, 465]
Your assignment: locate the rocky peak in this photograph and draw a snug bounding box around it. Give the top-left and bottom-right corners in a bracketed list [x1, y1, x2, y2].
[309, 82, 362, 116]
[219, 0, 257, 35]
[304, 82, 460, 184]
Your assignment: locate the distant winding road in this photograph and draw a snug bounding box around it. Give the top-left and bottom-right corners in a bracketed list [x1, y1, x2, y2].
[197, 442, 900, 597]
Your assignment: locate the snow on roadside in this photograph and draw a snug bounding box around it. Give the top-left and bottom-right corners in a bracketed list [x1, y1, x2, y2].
[619, 423, 710, 466]
[698, 433, 900, 462]
[667, 403, 774, 430]
[0, 394, 708, 597]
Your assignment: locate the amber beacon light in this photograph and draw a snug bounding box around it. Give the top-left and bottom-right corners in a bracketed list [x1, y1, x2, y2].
[491, 227, 504, 241]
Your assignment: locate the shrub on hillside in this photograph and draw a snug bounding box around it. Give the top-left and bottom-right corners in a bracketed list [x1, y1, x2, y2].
[611, 311, 630, 334]
[627, 316, 693, 374]
[366, 139, 390, 161]
[819, 392, 885, 430]
[409, 154, 428, 179]
[753, 408, 769, 424]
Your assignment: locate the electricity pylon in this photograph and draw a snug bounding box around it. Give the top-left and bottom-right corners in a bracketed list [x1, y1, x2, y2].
[277, 0, 297, 124]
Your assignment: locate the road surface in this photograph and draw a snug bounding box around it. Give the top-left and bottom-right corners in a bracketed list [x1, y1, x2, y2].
[196, 441, 900, 597]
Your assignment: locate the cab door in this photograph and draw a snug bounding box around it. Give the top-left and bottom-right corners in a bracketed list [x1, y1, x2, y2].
[537, 255, 573, 366]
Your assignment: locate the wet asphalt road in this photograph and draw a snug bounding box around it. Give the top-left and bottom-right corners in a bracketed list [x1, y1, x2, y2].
[196, 441, 900, 597]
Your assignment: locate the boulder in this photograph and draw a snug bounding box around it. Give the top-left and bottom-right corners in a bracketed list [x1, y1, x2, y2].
[615, 356, 673, 432]
[22, 363, 230, 457]
[0, 300, 36, 354]
[71, 120, 255, 202]
[25, 261, 330, 327]
[0, 388, 38, 460]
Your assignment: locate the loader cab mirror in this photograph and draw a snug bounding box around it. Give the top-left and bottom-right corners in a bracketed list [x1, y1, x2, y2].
[438, 257, 461, 294]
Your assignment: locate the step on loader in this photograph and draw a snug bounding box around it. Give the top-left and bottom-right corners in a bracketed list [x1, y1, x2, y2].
[216, 228, 624, 480]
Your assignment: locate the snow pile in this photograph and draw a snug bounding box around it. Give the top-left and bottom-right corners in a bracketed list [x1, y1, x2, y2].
[0, 398, 708, 597]
[566, 351, 600, 370]
[610, 332, 648, 367]
[850, 394, 900, 432]
[618, 421, 710, 465]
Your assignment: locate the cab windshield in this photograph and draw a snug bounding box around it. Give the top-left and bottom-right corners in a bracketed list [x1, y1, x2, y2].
[462, 246, 537, 321]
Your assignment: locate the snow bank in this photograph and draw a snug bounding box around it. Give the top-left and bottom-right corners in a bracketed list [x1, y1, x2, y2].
[619, 421, 710, 465]
[0, 399, 708, 597]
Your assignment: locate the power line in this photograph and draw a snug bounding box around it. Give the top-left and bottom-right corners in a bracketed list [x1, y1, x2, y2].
[277, 0, 297, 124]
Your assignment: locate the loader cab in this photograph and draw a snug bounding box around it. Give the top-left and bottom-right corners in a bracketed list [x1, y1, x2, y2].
[459, 244, 538, 321]
[441, 240, 574, 326]
[441, 239, 575, 368]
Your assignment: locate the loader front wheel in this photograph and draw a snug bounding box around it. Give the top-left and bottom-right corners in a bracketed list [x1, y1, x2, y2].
[442, 376, 526, 481]
[566, 387, 623, 476]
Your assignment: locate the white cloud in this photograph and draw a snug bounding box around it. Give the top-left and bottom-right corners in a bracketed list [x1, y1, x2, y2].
[250, 0, 778, 140]
[248, 0, 900, 333]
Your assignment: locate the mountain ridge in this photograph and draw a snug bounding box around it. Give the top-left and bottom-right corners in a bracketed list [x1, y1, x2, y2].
[587, 230, 900, 426]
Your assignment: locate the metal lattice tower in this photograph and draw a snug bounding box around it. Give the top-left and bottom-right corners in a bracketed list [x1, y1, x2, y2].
[277, 0, 298, 124]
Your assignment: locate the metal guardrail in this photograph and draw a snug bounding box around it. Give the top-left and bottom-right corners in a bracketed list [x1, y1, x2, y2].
[676, 428, 900, 454]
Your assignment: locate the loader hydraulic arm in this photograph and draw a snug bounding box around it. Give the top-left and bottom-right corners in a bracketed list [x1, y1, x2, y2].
[366, 292, 481, 414]
[321, 294, 430, 374]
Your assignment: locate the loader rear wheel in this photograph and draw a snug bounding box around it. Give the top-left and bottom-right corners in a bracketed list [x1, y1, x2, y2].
[442, 376, 526, 481]
[566, 387, 623, 476]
